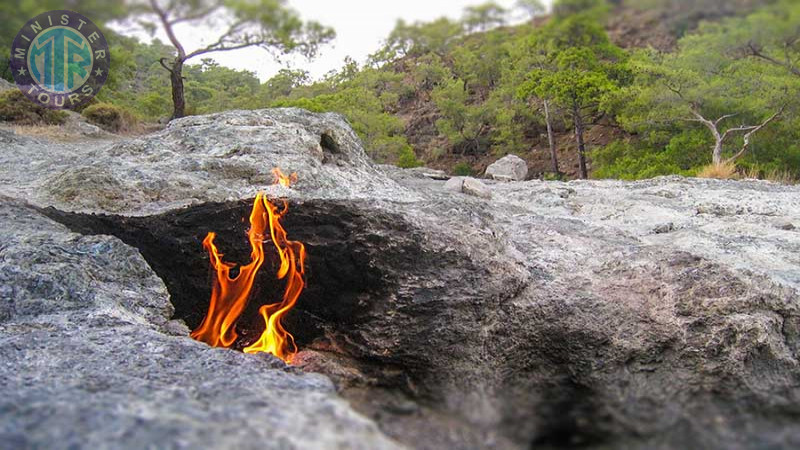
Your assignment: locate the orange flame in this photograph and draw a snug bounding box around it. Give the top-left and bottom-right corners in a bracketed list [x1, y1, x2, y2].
[190, 169, 305, 363]
[273, 168, 298, 187]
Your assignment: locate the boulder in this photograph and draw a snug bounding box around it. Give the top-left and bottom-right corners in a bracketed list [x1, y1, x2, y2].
[1, 109, 799, 450]
[485, 154, 528, 181]
[405, 167, 450, 180]
[443, 176, 466, 193]
[442, 176, 492, 199]
[463, 177, 492, 199]
[61, 110, 112, 137]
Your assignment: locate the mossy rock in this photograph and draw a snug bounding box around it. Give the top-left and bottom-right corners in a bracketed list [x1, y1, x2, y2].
[0, 90, 68, 125]
[82, 102, 138, 133]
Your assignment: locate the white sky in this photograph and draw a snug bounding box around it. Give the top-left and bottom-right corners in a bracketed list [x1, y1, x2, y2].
[113, 0, 551, 82]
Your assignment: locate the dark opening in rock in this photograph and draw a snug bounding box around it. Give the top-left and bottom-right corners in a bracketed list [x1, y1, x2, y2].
[38, 199, 397, 351]
[320, 132, 340, 155]
[34, 199, 628, 450]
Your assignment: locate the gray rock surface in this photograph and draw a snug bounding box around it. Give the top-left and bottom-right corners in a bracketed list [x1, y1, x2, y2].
[0, 196, 403, 450]
[0, 108, 413, 216]
[485, 154, 528, 181]
[1, 108, 799, 450]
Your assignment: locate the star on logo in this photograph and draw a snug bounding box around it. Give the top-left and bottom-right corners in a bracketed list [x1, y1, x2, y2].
[17, 67, 27, 76]
[94, 68, 103, 77]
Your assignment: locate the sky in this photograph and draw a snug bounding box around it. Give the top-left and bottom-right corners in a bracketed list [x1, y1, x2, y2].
[113, 0, 551, 82]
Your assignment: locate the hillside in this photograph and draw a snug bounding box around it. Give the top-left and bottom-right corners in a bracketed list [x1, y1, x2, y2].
[385, 0, 784, 178]
[269, 0, 797, 180]
[1, 0, 797, 181]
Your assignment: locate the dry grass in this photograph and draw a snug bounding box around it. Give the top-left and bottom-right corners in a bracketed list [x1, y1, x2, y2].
[696, 162, 738, 180]
[11, 125, 80, 142]
[742, 165, 799, 185]
[763, 169, 798, 185]
[10, 121, 158, 141]
[698, 163, 799, 185]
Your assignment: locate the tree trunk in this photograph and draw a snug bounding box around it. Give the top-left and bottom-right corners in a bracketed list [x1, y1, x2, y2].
[170, 59, 186, 120]
[573, 104, 588, 179]
[712, 138, 724, 166]
[544, 100, 560, 175]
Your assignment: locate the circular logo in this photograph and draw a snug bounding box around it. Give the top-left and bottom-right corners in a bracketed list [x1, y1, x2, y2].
[9, 10, 109, 109]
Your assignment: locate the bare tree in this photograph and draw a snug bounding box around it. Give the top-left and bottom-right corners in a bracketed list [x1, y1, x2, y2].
[543, 99, 560, 175]
[689, 105, 785, 166]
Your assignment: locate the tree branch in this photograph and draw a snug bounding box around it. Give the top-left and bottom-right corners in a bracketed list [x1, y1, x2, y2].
[149, 0, 186, 59]
[747, 41, 800, 77]
[188, 41, 270, 59]
[720, 125, 758, 142]
[185, 20, 252, 59]
[158, 57, 174, 73]
[725, 106, 785, 163]
[690, 108, 721, 141]
[714, 113, 738, 126]
[170, 5, 221, 25]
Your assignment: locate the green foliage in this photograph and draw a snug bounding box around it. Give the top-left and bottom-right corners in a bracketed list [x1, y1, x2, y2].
[452, 29, 510, 92]
[591, 140, 696, 180]
[552, 0, 609, 19]
[543, 171, 567, 181]
[184, 59, 260, 114]
[411, 54, 451, 91]
[453, 162, 475, 176]
[397, 146, 423, 168]
[0, 90, 67, 125]
[374, 18, 464, 61]
[599, 0, 800, 176]
[82, 102, 137, 133]
[515, 0, 546, 19]
[432, 78, 492, 154]
[462, 2, 508, 32]
[258, 69, 310, 102]
[273, 80, 412, 164]
[94, 35, 174, 120]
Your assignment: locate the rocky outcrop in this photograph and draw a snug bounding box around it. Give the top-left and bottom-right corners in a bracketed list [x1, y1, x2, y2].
[1, 108, 799, 450]
[0, 195, 400, 450]
[485, 154, 529, 181]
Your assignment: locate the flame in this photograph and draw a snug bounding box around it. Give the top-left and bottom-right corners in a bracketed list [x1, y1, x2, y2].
[273, 168, 298, 187]
[190, 169, 305, 363]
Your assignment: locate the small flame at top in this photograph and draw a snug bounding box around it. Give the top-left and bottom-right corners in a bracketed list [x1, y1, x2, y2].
[273, 168, 297, 187]
[190, 168, 305, 363]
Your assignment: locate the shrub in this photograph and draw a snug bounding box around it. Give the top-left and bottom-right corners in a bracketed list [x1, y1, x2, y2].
[396, 146, 423, 168]
[0, 89, 68, 125]
[543, 172, 567, 181]
[82, 103, 138, 133]
[592, 140, 693, 180]
[453, 162, 474, 176]
[696, 162, 737, 180]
